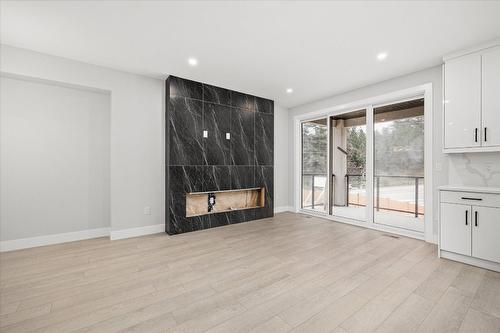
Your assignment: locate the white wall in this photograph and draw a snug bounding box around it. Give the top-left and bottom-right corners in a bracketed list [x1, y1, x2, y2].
[0, 75, 110, 241]
[0, 45, 292, 246]
[1, 45, 164, 236]
[274, 105, 290, 211]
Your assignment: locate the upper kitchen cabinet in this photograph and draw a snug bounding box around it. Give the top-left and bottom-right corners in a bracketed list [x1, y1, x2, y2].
[482, 46, 500, 147]
[443, 42, 500, 153]
[444, 53, 481, 150]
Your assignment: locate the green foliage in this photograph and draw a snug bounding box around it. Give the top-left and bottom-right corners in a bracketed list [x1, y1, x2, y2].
[346, 126, 366, 175]
[302, 123, 328, 174]
[374, 116, 424, 178]
[301, 116, 424, 183]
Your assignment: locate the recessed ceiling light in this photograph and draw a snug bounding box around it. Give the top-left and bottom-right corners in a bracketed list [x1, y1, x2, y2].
[188, 57, 198, 66]
[286, 88, 293, 94]
[377, 52, 388, 61]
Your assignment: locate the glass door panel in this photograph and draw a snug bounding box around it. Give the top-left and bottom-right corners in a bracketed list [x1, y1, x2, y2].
[330, 109, 367, 220]
[373, 98, 425, 232]
[301, 119, 328, 212]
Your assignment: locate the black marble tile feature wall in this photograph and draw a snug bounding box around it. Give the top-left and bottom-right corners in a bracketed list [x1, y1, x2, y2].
[166, 76, 274, 235]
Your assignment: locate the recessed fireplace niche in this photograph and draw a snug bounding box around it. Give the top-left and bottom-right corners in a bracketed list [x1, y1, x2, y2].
[186, 187, 265, 217]
[165, 76, 274, 235]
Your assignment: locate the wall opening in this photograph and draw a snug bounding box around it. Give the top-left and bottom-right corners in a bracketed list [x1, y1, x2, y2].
[0, 74, 111, 241]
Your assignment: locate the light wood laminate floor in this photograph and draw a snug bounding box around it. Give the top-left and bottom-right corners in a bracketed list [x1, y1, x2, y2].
[1, 212, 500, 333]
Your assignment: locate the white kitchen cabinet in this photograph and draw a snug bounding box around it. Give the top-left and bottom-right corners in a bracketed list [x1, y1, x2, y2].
[444, 54, 481, 149]
[443, 41, 500, 153]
[440, 203, 471, 256]
[482, 46, 500, 147]
[472, 206, 500, 263]
[439, 186, 500, 272]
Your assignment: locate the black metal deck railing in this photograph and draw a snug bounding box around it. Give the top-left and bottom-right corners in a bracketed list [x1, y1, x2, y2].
[302, 173, 424, 217]
[301, 173, 326, 210]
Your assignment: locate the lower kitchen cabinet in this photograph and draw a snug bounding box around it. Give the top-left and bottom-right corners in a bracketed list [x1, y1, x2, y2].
[439, 187, 500, 272]
[472, 206, 500, 263]
[440, 202, 471, 256]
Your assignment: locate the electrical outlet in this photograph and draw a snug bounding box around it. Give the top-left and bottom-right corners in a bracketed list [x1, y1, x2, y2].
[203, 130, 208, 138]
[435, 162, 442, 172]
[143, 206, 151, 215]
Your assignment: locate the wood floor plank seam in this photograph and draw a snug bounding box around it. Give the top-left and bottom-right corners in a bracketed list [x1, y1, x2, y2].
[336, 245, 440, 332]
[1, 213, 499, 333]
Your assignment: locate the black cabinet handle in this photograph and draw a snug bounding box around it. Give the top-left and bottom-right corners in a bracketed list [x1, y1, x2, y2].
[485, 127, 487, 142]
[475, 128, 478, 142]
[465, 210, 468, 225]
[475, 211, 478, 227]
[461, 197, 482, 201]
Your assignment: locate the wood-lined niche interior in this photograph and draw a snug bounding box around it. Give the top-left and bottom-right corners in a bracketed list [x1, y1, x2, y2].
[186, 188, 265, 217]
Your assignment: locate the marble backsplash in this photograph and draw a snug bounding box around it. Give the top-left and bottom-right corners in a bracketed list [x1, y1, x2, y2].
[448, 152, 500, 187]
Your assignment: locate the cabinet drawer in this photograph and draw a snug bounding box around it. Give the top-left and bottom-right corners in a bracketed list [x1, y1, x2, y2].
[440, 191, 500, 207]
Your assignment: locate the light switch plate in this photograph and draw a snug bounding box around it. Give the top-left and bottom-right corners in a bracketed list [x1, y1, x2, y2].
[143, 206, 151, 215]
[226, 133, 230, 140]
[203, 130, 208, 138]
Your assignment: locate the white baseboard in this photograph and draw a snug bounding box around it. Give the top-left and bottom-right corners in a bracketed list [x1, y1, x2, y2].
[429, 234, 438, 244]
[298, 209, 426, 241]
[441, 250, 500, 272]
[0, 227, 110, 252]
[297, 209, 439, 244]
[110, 224, 164, 240]
[1, 223, 166, 251]
[274, 206, 292, 213]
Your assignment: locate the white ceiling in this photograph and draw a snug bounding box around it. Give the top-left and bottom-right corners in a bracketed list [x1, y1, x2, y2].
[1, 1, 500, 108]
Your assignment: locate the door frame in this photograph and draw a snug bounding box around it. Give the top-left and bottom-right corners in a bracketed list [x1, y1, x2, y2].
[299, 116, 331, 212]
[293, 83, 434, 243]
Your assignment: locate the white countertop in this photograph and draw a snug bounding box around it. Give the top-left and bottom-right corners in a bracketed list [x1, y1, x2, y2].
[439, 185, 500, 194]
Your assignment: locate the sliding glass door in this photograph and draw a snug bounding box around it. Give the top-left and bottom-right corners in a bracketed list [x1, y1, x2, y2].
[301, 118, 328, 212]
[373, 99, 424, 232]
[300, 96, 425, 234]
[330, 110, 367, 220]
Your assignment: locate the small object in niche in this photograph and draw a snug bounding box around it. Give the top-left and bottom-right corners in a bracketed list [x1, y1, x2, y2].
[208, 192, 216, 212]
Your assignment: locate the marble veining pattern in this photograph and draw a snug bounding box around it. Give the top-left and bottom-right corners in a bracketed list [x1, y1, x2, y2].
[204, 103, 231, 165]
[231, 90, 256, 110]
[169, 97, 206, 166]
[166, 76, 274, 234]
[203, 84, 231, 106]
[255, 112, 274, 166]
[448, 153, 500, 187]
[231, 109, 255, 165]
[255, 97, 273, 114]
[169, 76, 203, 100]
[230, 166, 255, 189]
[255, 165, 274, 218]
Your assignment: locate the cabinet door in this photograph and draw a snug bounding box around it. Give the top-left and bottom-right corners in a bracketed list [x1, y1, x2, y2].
[444, 54, 481, 149]
[482, 46, 500, 147]
[472, 206, 500, 263]
[440, 203, 471, 256]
